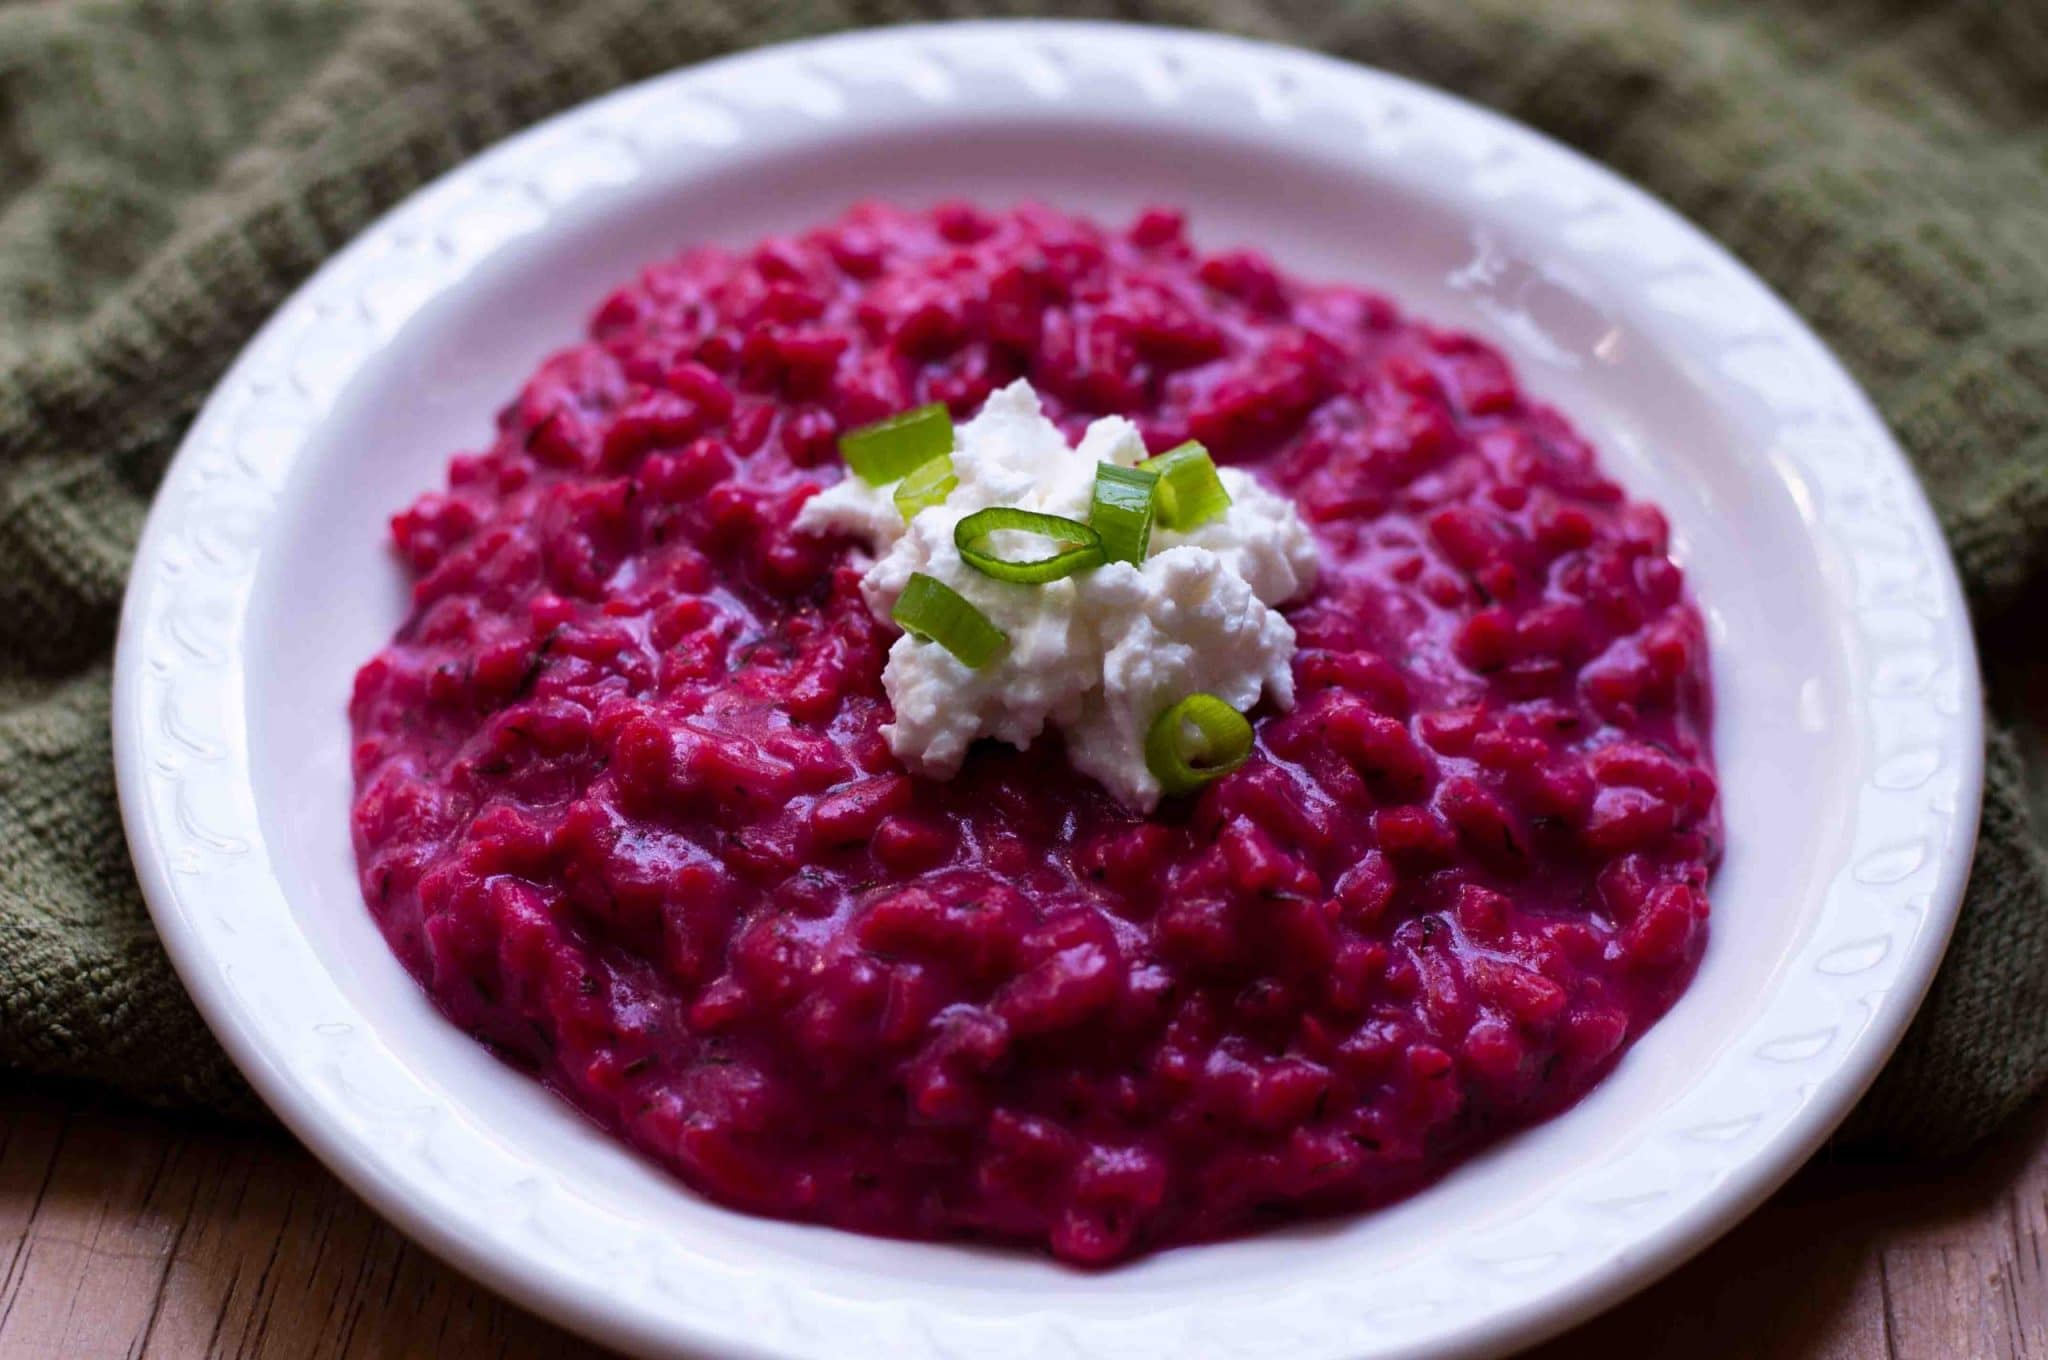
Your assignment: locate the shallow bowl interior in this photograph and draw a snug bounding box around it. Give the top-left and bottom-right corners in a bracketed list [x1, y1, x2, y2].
[255, 98, 1838, 1285]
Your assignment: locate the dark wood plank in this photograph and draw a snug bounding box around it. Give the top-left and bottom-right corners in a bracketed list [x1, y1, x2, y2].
[1532, 1094, 2048, 1360]
[0, 1093, 188, 1358]
[0, 1090, 69, 1310]
[2010, 1136, 2048, 1360]
[0, 1077, 2040, 1359]
[0, 1086, 592, 1360]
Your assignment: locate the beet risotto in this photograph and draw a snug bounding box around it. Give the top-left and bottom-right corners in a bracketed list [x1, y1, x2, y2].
[349, 202, 1720, 1264]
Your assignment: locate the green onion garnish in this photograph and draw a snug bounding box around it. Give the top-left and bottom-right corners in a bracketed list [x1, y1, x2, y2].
[1145, 693, 1253, 795]
[953, 507, 1106, 585]
[1140, 441, 1232, 531]
[1091, 464, 1159, 565]
[894, 456, 957, 518]
[841, 403, 953, 485]
[891, 572, 1007, 668]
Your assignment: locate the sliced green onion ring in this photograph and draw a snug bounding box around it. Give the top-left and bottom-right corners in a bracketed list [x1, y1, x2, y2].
[894, 455, 957, 518]
[1145, 693, 1253, 795]
[841, 403, 953, 485]
[891, 572, 1007, 669]
[1139, 441, 1232, 531]
[954, 507, 1106, 584]
[1091, 463, 1159, 565]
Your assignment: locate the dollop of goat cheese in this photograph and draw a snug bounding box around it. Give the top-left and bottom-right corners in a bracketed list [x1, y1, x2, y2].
[796, 380, 1319, 811]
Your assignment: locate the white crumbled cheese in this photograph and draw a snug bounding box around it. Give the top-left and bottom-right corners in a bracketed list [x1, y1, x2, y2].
[1159, 467, 1322, 608]
[793, 471, 901, 548]
[795, 379, 1320, 812]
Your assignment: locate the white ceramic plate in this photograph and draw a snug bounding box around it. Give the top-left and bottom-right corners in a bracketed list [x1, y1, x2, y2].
[113, 21, 1982, 1360]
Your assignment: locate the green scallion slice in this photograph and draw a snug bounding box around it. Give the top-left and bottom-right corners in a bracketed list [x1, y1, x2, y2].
[1091, 463, 1159, 565]
[891, 572, 1006, 668]
[1139, 441, 1232, 531]
[893, 456, 957, 519]
[1145, 693, 1253, 795]
[953, 507, 1106, 585]
[841, 403, 953, 485]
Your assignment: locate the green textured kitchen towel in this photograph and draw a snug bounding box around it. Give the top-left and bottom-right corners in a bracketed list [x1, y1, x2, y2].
[1, 0, 2042, 1154]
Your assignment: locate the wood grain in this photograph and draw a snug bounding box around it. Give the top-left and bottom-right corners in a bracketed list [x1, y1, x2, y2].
[0, 1080, 2038, 1359]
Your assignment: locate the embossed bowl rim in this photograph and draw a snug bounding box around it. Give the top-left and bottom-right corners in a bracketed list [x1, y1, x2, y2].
[113, 20, 1982, 1360]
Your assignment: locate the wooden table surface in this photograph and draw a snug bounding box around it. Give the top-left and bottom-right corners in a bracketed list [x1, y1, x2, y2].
[0, 1078, 2040, 1359]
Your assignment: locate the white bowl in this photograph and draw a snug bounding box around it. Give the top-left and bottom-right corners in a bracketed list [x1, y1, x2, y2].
[113, 21, 1982, 1360]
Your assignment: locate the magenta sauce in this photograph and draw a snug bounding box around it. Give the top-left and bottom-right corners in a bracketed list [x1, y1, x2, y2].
[349, 203, 1719, 1264]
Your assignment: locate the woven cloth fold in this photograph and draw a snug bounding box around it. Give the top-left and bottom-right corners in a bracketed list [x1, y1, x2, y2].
[1, 0, 2042, 1153]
